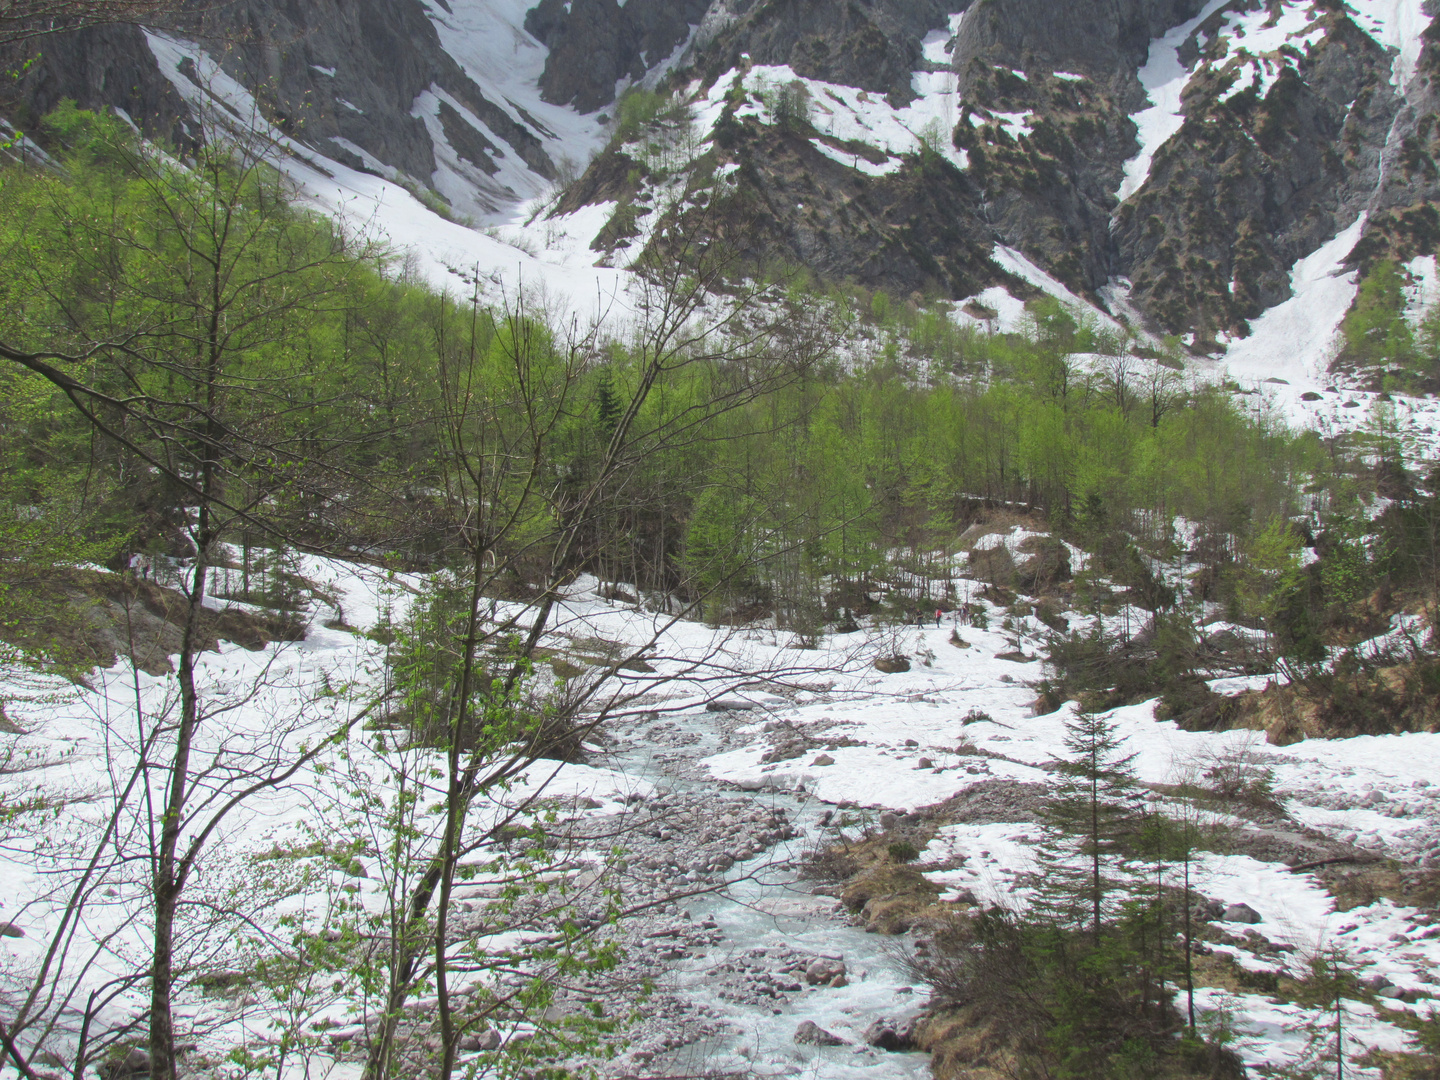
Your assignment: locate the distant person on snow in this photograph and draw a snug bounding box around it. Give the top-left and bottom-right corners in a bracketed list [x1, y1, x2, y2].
[934, 609, 942, 627]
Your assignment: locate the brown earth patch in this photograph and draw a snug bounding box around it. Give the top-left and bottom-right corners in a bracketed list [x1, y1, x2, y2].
[1228, 665, 1440, 744]
[0, 569, 306, 677]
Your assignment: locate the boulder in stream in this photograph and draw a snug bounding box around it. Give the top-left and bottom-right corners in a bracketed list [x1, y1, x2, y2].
[805, 957, 847, 985]
[794, 1020, 847, 1046]
[862, 1018, 915, 1051]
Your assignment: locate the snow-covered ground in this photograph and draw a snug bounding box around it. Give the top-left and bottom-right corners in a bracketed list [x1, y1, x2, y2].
[1192, 210, 1440, 470]
[696, 573, 1440, 1077]
[8, 1, 1440, 1073]
[143, 28, 631, 322]
[3, 526, 1439, 1078]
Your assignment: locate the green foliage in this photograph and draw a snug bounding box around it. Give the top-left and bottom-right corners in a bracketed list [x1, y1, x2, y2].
[0, 104, 1372, 661]
[681, 488, 765, 621]
[1035, 709, 1142, 940]
[1319, 528, 1374, 608]
[887, 840, 919, 862]
[1271, 947, 1362, 1080]
[1229, 517, 1325, 668]
[911, 905, 1241, 1080]
[9, 100, 1403, 1080]
[911, 716, 1243, 1079]
[612, 87, 671, 142]
[769, 79, 812, 129]
[1339, 259, 1417, 370]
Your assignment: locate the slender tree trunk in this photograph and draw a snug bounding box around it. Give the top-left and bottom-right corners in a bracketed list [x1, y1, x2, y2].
[1335, 971, 1344, 1080]
[363, 862, 444, 1080]
[435, 559, 487, 1080]
[149, 536, 211, 1080]
[1184, 856, 1195, 1032]
[1090, 768, 1101, 945]
[151, 313, 223, 1080]
[0, 1019, 38, 1080]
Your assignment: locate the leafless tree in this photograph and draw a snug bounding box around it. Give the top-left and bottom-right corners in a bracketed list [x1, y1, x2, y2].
[0, 0, 178, 46]
[0, 87, 400, 1078]
[354, 196, 846, 1079]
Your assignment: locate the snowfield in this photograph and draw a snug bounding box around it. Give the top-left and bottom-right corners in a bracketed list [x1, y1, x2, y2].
[4, 537, 1438, 1077]
[5, 1, 1440, 1076]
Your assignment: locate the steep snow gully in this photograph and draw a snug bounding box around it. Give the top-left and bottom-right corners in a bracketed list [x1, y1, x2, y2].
[135, 0, 1439, 421]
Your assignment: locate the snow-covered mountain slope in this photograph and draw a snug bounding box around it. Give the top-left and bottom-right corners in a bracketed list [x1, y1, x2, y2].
[5, 0, 1440, 445]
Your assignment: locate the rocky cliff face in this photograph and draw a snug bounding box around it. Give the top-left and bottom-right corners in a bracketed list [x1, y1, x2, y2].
[4, 0, 576, 216]
[691, 0, 957, 104]
[1, 23, 190, 144]
[3, 0, 1439, 352]
[525, 0, 710, 112]
[1111, 8, 1404, 341]
[632, 0, 1440, 343]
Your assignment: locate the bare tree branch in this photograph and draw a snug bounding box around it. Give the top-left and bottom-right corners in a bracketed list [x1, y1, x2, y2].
[0, 0, 179, 45]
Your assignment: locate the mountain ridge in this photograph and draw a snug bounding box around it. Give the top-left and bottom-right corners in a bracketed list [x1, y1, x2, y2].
[2, 0, 1439, 372]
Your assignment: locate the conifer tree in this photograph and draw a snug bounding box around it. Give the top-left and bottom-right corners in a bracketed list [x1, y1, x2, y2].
[1036, 708, 1142, 943]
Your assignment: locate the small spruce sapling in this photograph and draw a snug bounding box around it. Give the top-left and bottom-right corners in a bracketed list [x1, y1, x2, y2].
[1035, 708, 1143, 944]
[1285, 943, 1361, 1080]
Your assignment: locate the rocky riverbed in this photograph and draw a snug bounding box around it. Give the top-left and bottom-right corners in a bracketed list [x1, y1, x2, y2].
[563, 704, 937, 1079]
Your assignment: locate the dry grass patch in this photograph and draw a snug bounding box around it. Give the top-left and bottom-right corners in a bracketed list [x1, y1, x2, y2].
[912, 1007, 1017, 1080]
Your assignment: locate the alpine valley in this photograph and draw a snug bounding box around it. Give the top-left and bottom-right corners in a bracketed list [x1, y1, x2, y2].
[2, 2, 1440, 1080]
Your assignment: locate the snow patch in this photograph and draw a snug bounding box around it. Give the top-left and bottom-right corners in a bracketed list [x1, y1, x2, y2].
[1118, 0, 1231, 203]
[698, 61, 968, 172]
[1345, 0, 1434, 89]
[808, 138, 904, 176]
[1219, 213, 1366, 392]
[993, 245, 1123, 331]
[1403, 254, 1439, 328]
[144, 30, 629, 315]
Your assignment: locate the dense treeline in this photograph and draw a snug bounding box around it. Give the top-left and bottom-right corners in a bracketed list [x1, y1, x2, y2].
[0, 104, 1346, 640]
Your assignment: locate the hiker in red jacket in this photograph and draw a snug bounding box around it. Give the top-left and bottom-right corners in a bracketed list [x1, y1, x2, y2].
[934, 608, 942, 627]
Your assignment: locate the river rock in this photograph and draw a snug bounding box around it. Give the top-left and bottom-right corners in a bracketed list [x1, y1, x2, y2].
[0, 922, 24, 938]
[1222, 903, 1262, 924]
[916, 757, 934, 769]
[1193, 899, 1227, 922]
[805, 957, 847, 985]
[459, 1027, 502, 1051]
[879, 811, 900, 830]
[706, 698, 756, 712]
[811, 754, 835, 766]
[99, 1047, 151, 1079]
[862, 1018, 913, 1051]
[794, 1020, 847, 1046]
